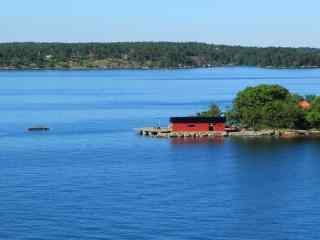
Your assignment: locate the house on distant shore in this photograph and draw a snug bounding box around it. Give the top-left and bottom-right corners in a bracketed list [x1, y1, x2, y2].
[298, 100, 311, 110]
[169, 117, 226, 132]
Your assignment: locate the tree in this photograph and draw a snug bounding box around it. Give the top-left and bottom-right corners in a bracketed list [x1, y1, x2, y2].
[259, 100, 305, 129]
[305, 95, 317, 103]
[306, 97, 320, 128]
[197, 103, 222, 117]
[227, 84, 306, 129]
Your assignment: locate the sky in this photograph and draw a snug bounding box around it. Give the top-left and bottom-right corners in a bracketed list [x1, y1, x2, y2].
[1, 0, 319, 48]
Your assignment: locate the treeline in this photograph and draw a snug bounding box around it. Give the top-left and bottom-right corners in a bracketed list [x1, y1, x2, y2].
[0, 42, 320, 69]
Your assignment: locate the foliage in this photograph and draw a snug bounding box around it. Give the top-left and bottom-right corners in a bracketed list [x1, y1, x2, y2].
[291, 93, 304, 102]
[305, 94, 317, 102]
[306, 97, 320, 128]
[197, 103, 221, 117]
[226, 85, 307, 130]
[259, 100, 306, 129]
[0, 42, 320, 69]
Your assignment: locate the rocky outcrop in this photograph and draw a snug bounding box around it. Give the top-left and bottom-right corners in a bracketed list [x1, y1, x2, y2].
[229, 129, 320, 138]
[229, 130, 276, 137]
[137, 127, 320, 139]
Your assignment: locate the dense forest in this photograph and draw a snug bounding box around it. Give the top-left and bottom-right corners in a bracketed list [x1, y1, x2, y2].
[0, 42, 320, 69]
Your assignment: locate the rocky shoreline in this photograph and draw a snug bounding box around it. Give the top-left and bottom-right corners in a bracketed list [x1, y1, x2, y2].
[1, 65, 319, 71]
[229, 129, 320, 138]
[137, 128, 320, 139]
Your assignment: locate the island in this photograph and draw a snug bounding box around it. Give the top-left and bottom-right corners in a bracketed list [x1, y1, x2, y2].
[1, 42, 320, 70]
[138, 84, 320, 138]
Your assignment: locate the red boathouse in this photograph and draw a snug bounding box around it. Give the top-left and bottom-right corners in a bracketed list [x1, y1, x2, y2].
[170, 117, 226, 132]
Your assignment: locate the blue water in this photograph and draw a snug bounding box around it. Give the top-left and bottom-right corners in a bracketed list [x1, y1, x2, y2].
[1, 68, 320, 239]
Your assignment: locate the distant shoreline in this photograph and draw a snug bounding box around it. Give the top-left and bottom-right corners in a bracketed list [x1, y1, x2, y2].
[1, 42, 320, 71]
[0, 65, 319, 71]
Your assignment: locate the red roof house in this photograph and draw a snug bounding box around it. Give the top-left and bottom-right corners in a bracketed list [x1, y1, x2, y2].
[298, 100, 311, 110]
[170, 117, 226, 132]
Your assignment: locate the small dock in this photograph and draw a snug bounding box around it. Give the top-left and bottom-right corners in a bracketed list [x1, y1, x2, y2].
[136, 127, 227, 138]
[137, 127, 171, 137]
[136, 127, 320, 139]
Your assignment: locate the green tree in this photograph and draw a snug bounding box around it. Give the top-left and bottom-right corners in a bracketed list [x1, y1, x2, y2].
[305, 94, 317, 102]
[306, 97, 320, 128]
[197, 103, 222, 117]
[227, 84, 306, 129]
[259, 100, 305, 129]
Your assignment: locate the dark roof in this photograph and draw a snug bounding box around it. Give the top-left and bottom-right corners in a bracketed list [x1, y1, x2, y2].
[170, 116, 226, 123]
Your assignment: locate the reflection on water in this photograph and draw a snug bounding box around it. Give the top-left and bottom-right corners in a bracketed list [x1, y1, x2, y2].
[171, 135, 320, 145]
[230, 136, 320, 145]
[171, 136, 225, 144]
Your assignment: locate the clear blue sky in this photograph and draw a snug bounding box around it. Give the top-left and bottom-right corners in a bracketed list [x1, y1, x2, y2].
[1, 0, 319, 47]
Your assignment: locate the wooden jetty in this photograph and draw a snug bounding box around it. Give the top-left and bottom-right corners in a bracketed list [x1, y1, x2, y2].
[137, 127, 171, 137]
[136, 127, 320, 139]
[136, 127, 227, 138]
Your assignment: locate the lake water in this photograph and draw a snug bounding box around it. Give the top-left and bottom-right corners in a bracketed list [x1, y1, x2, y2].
[1, 68, 320, 239]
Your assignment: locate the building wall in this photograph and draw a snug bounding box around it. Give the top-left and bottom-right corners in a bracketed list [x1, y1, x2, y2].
[172, 122, 225, 132]
[172, 123, 209, 132]
[213, 123, 225, 132]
